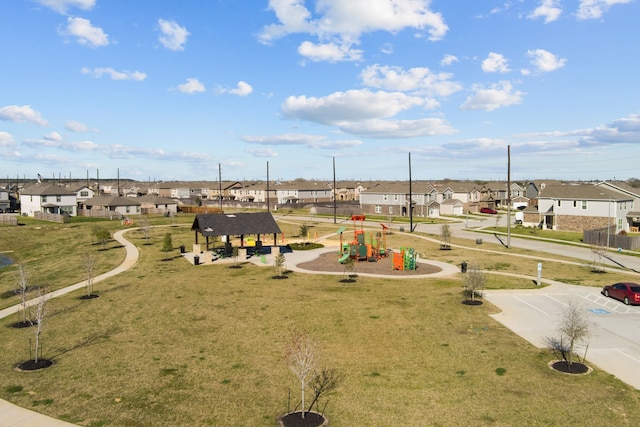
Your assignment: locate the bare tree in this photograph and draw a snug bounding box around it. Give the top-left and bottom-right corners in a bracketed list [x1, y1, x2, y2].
[82, 252, 98, 297]
[463, 263, 486, 303]
[590, 234, 607, 273]
[342, 256, 356, 281]
[32, 287, 49, 363]
[15, 262, 34, 326]
[548, 299, 594, 368]
[440, 224, 451, 249]
[285, 331, 317, 420]
[140, 216, 151, 244]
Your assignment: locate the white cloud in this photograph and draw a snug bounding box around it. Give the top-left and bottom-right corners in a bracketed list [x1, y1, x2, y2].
[338, 118, 456, 139]
[441, 54, 458, 66]
[65, 120, 93, 132]
[81, 67, 147, 81]
[177, 78, 206, 94]
[228, 81, 253, 96]
[62, 17, 109, 48]
[158, 19, 190, 51]
[0, 105, 48, 126]
[33, 0, 95, 14]
[247, 147, 279, 158]
[528, 0, 562, 23]
[461, 81, 524, 111]
[527, 49, 566, 72]
[282, 89, 425, 125]
[481, 52, 511, 73]
[576, 0, 632, 20]
[44, 131, 62, 141]
[242, 133, 363, 149]
[259, 0, 448, 62]
[360, 64, 462, 97]
[0, 132, 15, 147]
[297, 41, 363, 63]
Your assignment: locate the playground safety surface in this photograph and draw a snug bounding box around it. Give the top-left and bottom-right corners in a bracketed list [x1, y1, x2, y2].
[297, 251, 441, 276]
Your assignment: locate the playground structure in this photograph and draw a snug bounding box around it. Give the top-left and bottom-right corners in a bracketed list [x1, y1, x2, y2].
[337, 215, 418, 271]
[338, 215, 390, 263]
[392, 247, 417, 271]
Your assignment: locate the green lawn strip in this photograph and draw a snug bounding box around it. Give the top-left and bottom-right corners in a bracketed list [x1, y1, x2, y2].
[1, 224, 640, 425]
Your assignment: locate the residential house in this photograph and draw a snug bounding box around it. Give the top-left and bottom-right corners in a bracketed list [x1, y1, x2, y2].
[359, 182, 437, 217]
[19, 184, 77, 217]
[0, 187, 10, 212]
[536, 183, 634, 232]
[81, 195, 141, 217]
[137, 195, 178, 215]
[73, 185, 95, 205]
[272, 181, 333, 204]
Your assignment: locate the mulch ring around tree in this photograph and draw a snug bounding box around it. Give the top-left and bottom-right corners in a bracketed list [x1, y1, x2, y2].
[548, 360, 592, 375]
[297, 252, 441, 276]
[461, 300, 483, 306]
[278, 411, 328, 427]
[79, 294, 100, 300]
[15, 359, 54, 372]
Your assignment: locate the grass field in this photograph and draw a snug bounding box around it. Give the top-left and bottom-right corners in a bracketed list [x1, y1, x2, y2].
[1, 215, 640, 426]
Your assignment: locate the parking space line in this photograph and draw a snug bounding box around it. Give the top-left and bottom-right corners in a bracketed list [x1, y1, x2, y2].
[545, 294, 568, 307]
[614, 349, 640, 364]
[513, 295, 549, 315]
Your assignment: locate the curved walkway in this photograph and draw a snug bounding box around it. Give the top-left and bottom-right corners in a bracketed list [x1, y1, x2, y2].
[0, 228, 139, 427]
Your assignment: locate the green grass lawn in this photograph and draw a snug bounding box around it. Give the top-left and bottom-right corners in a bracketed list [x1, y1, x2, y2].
[1, 216, 639, 426]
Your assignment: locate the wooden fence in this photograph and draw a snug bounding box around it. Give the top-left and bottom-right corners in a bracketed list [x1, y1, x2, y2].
[583, 227, 640, 250]
[0, 214, 17, 225]
[34, 212, 69, 223]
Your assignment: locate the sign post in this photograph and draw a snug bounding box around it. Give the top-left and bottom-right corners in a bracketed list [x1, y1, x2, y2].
[537, 262, 542, 286]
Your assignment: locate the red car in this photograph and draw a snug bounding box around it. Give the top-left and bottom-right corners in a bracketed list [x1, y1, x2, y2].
[480, 207, 497, 214]
[602, 282, 640, 305]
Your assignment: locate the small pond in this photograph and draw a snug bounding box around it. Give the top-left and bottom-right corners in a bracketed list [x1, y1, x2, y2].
[0, 254, 14, 268]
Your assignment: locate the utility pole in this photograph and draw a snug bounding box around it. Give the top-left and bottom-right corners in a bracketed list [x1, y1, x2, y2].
[507, 145, 511, 248]
[409, 152, 413, 233]
[266, 161, 270, 212]
[218, 163, 223, 210]
[333, 157, 337, 224]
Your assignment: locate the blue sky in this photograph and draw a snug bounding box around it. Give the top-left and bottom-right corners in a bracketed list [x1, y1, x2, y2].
[1, 0, 639, 182]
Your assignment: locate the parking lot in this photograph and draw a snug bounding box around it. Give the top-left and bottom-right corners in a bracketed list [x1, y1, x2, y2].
[485, 282, 640, 389]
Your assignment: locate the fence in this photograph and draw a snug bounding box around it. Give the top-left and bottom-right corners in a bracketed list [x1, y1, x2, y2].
[77, 209, 124, 220]
[34, 212, 69, 223]
[0, 214, 17, 225]
[583, 227, 640, 250]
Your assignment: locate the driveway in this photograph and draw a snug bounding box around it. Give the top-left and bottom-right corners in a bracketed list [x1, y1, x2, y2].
[484, 282, 640, 389]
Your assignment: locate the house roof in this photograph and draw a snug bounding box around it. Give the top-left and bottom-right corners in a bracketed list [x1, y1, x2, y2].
[20, 184, 75, 196]
[83, 195, 141, 207]
[191, 212, 282, 237]
[136, 194, 177, 205]
[538, 184, 630, 200]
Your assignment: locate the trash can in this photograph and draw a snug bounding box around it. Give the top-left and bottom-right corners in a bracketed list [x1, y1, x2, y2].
[461, 261, 467, 273]
[476, 238, 483, 245]
[194, 255, 200, 266]
[179, 245, 185, 254]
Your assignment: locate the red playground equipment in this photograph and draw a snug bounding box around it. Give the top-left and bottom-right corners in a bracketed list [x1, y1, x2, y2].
[338, 215, 388, 263]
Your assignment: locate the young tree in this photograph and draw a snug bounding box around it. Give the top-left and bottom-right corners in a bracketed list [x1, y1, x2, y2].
[285, 331, 317, 420]
[140, 216, 151, 244]
[342, 256, 356, 281]
[94, 226, 111, 249]
[547, 299, 594, 368]
[82, 252, 97, 297]
[32, 288, 49, 363]
[299, 223, 310, 243]
[463, 263, 486, 303]
[440, 224, 451, 249]
[162, 232, 173, 252]
[274, 252, 286, 277]
[16, 262, 32, 325]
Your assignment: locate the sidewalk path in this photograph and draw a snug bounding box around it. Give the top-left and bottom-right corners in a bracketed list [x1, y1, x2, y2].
[0, 228, 139, 427]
